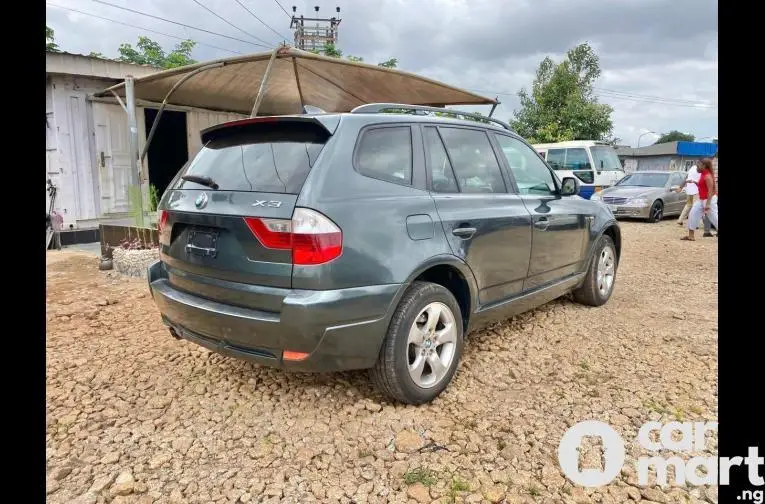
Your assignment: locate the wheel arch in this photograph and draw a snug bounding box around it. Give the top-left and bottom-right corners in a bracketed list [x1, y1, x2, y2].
[393, 255, 479, 332]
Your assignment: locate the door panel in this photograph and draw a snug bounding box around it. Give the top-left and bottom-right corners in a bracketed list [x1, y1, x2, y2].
[520, 198, 589, 289]
[93, 102, 132, 214]
[434, 194, 533, 303]
[422, 126, 532, 306]
[492, 134, 590, 290]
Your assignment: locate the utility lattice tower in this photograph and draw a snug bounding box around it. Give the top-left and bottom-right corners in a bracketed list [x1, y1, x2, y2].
[290, 5, 341, 52]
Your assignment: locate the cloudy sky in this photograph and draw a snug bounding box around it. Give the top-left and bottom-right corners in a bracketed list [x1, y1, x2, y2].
[46, 0, 717, 146]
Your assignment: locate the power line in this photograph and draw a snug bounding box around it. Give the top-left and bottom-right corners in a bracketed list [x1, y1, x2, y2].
[189, 0, 275, 47]
[468, 87, 715, 109]
[272, 0, 291, 18]
[594, 87, 701, 105]
[594, 91, 715, 109]
[88, 0, 271, 49]
[232, 0, 292, 42]
[46, 3, 243, 55]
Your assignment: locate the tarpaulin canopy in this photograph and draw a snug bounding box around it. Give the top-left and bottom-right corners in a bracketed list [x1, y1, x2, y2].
[95, 46, 497, 116]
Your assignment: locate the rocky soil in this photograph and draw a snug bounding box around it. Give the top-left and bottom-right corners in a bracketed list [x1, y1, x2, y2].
[46, 220, 718, 504]
[111, 248, 160, 279]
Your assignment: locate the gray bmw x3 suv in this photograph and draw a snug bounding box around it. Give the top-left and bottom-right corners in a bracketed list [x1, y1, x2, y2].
[148, 103, 621, 404]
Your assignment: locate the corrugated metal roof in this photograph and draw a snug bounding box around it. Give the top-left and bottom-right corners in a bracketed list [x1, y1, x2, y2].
[46, 51, 161, 80]
[94, 47, 497, 116]
[616, 142, 679, 157]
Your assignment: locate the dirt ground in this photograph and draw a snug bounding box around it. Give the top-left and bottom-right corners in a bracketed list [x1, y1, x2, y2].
[46, 220, 718, 504]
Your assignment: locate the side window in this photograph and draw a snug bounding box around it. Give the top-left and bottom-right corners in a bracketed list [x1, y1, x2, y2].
[670, 173, 685, 187]
[355, 126, 413, 185]
[547, 148, 591, 170]
[565, 148, 591, 170]
[546, 149, 565, 170]
[438, 127, 506, 193]
[423, 127, 459, 193]
[495, 135, 557, 196]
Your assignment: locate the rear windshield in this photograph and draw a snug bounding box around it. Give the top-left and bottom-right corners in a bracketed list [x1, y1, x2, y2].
[175, 127, 328, 194]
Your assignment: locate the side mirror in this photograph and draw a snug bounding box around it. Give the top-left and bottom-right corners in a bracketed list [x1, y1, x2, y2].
[560, 177, 580, 196]
[670, 185, 680, 192]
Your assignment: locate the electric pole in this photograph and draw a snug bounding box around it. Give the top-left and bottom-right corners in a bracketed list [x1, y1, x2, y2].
[290, 5, 341, 52]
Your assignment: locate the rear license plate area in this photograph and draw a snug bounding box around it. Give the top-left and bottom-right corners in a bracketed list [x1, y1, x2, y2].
[186, 229, 219, 258]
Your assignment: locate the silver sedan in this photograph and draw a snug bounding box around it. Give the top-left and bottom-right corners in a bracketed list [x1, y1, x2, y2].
[590, 171, 688, 222]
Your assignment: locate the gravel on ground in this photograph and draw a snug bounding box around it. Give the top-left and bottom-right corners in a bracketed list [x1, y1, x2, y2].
[46, 220, 718, 504]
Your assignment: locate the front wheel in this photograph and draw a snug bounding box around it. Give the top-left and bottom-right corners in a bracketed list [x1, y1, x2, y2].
[647, 201, 663, 223]
[369, 281, 464, 405]
[572, 235, 617, 307]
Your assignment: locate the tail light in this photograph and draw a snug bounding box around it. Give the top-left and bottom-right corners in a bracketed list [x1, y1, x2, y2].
[158, 210, 169, 234]
[244, 208, 342, 265]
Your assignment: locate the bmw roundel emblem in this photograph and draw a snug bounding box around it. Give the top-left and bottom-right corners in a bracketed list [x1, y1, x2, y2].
[195, 192, 208, 209]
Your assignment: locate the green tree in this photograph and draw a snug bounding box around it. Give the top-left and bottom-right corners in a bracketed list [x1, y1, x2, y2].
[117, 36, 197, 69]
[46, 25, 59, 52]
[654, 130, 695, 144]
[511, 43, 613, 143]
[378, 58, 398, 69]
[89, 52, 107, 59]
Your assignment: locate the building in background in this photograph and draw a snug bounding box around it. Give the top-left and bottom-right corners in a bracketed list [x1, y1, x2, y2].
[615, 141, 718, 176]
[46, 51, 246, 243]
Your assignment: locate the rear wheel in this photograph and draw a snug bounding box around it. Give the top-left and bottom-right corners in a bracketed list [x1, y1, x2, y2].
[370, 281, 463, 404]
[572, 235, 617, 307]
[647, 201, 663, 223]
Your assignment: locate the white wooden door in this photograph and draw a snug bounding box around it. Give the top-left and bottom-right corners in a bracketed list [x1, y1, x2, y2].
[93, 102, 132, 214]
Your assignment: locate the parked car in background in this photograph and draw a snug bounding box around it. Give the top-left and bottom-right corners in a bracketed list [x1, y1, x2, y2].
[590, 170, 687, 222]
[148, 104, 621, 404]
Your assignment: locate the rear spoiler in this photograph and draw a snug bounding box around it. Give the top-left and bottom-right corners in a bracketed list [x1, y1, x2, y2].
[200, 115, 341, 144]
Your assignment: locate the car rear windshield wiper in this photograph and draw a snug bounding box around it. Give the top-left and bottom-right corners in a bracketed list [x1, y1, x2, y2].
[182, 174, 219, 190]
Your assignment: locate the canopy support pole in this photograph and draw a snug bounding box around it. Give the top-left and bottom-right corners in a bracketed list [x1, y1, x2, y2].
[251, 47, 279, 117]
[292, 57, 305, 110]
[125, 76, 144, 227]
[489, 97, 500, 118]
[141, 62, 224, 163]
[110, 90, 128, 113]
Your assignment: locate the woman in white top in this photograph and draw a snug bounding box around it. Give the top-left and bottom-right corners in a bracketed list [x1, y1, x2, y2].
[676, 162, 701, 226]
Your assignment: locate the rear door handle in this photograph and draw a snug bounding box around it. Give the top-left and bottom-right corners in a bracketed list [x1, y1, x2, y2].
[534, 218, 550, 230]
[452, 227, 476, 239]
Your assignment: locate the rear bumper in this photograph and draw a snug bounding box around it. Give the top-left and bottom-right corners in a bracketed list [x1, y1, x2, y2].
[147, 261, 399, 372]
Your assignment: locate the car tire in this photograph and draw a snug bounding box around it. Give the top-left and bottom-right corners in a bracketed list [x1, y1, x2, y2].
[647, 201, 663, 223]
[369, 281, 464, 405]
[572, 234, 618, 307]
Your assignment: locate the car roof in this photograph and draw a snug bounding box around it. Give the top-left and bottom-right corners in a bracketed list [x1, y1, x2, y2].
[212, 111, 524, 141]
[339, 111, 519, 134]
[532, 140, 610, 148]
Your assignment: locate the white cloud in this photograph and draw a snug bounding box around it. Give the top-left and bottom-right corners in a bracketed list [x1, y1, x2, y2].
[46, 0, 717, 146]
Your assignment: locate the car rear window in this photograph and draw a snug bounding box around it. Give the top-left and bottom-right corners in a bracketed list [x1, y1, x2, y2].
[175, 126, 328, 194]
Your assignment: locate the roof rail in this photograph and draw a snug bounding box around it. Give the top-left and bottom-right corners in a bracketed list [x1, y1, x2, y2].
[350, 103, 514, 132]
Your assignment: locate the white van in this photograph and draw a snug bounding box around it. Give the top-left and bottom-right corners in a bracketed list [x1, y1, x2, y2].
[533, 141, 625, 199]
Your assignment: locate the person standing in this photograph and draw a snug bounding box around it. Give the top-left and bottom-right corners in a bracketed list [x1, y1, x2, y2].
[676, 161, 701, 226]
[682, 158, 718, 241]
[50, 210, 63, 250]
